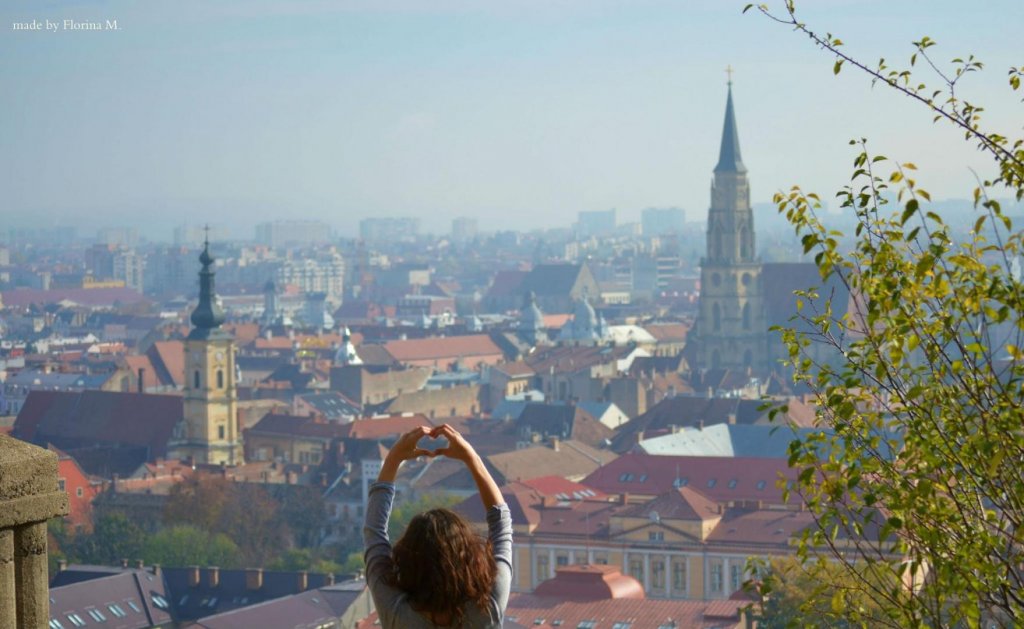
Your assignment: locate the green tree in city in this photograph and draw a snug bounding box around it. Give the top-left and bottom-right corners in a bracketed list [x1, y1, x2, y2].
[68, 513, 147, 566]
[141, 525, 242, 568]
[744, 2, 1024, 627]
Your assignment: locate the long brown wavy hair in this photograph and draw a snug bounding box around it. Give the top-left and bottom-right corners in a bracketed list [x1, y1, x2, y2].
[389, 508, 496, 626]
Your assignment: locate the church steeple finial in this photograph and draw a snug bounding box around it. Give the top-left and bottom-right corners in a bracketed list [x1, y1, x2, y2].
[190, 228, 225, 330]
[714, 70, 747, 175]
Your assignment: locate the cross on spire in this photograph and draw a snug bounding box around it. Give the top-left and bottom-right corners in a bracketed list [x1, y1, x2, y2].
[203, 224, 210, 248]
[725, 64, 734, 86]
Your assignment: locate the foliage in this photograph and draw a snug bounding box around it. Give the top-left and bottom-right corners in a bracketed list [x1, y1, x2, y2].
[341, 550, 365, 575]
[274, 484, 329, 548]
[750, 556, 890, 628]
[141, 525, 242, 568]
[743, 2, 1024, 628]
[387, 492, 463, 542]
[266, 548, 342, 575]
[67, 513, 146, 566]
[164, 476, 289, 565]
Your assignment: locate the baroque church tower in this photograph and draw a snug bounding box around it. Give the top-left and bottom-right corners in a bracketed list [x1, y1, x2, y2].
[168, 236, 243, 465]
[694, 80, 768, 370]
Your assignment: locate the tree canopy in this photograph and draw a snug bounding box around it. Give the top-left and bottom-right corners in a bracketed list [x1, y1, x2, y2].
[745, 2, 1024, 627]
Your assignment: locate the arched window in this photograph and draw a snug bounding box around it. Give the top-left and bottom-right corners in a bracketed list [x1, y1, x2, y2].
[740, 226, 751, 260]
[217, 370, 224, 389]
[744, 349, 753, 367]
[742, 302, 751, 330]
[193, 370, 200, 389]
[712, 302, 721, 331]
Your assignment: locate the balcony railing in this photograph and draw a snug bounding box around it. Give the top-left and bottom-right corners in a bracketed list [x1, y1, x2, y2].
[0, 435, 70, 628]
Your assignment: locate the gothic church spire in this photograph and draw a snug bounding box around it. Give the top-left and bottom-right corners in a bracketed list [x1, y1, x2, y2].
[714, 80, 747, 175]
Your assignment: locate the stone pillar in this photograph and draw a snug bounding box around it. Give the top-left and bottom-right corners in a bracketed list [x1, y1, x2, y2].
[14, 522, 49, 627]
[0, 435, 70, 628]
[0, 529, 15, 629]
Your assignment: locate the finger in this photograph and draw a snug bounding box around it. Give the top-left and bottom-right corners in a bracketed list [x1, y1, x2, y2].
[412, 448, 434, 458]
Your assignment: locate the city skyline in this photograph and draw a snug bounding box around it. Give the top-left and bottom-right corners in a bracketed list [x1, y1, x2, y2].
[3, 1, 1022, 239]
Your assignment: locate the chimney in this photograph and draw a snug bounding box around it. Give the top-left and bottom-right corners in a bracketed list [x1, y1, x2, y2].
[707, 386, 713, 398]
[57, 559, 68, 572]
[137, 367, 145, 393]
[325, 573, 336, 586]
[296, 570, 308, 592]
[697, 420, 704, 431]
[286, 470, 298, 485]
[151, 564, 161, 577]
[134, 559, 144, 569]
[635, 430, 644, 445]
[620, 492, 630, 505]
[668, 385, 676, 398]
[727, 413, 736, 425]
[549, 436, 560, 452]
[246, 568, 264, 590]
[188, 565, 201, 587]
[207, 566, 220, 588]
[120, 558, 129, 569]
[319, 472, 328, 487]
[668, 424, 679, 434]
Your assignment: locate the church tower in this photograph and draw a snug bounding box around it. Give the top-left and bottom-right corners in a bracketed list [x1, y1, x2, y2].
[167, 236, 243, 465]
[694, 79, 767, 370]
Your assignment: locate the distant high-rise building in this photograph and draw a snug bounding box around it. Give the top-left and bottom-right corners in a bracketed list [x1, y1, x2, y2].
[451, 217, 478, 242]
[113, 248, 145, 293]
[576, 209, 616, 238]
[359, 217, 420, 242]
[642, 207, 686, 236]
[256, 221, 332, 248]
[275, 255, 345, 305]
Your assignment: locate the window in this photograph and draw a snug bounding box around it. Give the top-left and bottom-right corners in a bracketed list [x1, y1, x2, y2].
[648, 531, 664, 542]
[652, 559, 665, 589]
[107, 604, 126, 618]
[218, 425, 225, 439]
[217, 369, 224, 388]
[87, 609, 106, 621]
[58, 478, 66, 492]
[709, 560, 724, 594]
[152, 594, 170, 610]
[126, 601, 141, 613]
[593, 552, 608, 565]
[638, 474, 648, 483]
[629, 558, 643, 582]
[556, 554, 569, 567]
[194, 370, 200, 389]
[65, 614, 85, 627]
[730, 563, 743, 594]
[712, 302, 721, 331]
[742, 302, 751, 330]
[756, 480, 767, 490]
[577, 622, 598, 629]
[618, 473, 634, 482]
[673, 477, 688, 488]
[49, 620, 65, 629]
[612, 623, 633, 629]
[76, 487, 84, 498]
[728, 479, 738, 489]
[673, 558, 688, 594]
[536, 554, 550, 581]
[707, 478, 717, 488]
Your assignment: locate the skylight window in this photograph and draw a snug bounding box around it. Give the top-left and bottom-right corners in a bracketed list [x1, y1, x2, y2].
[126, 601, 141, 613]
[673, 477, 688, 488]
[707, 478, 717, 488]
[728, 479, 738, 488]
[107, 604, 126, 618]
[756, 480, 767, 490]
[578, 622, 598, 629]
[638, 474, 648, 483]
[618, 473, 634, 482]
[87, 608, 106, 621]
[49, 620, 65, 629]
[613, 623, 634, 629]
[152, 594, 170, 610]
[64, 614, 86, 627]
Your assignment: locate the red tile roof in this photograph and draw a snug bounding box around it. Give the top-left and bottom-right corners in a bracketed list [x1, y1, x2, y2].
[506, 593, 747, 628]
[339, 415, 435, 440]
[149, 340, 185, 387]
[13, 390, 182, 459]
[583, 452, 797, 505]
[619, 486, 721, 521]
[519, 475, 609, 501]
[383, 334, 503, 362]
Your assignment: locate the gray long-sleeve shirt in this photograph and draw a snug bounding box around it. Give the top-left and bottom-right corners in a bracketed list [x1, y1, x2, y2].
[362, 481, 513, 629]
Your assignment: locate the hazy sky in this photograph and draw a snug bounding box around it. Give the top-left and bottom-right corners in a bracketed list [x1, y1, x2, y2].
[2, 0, 1022, 239]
